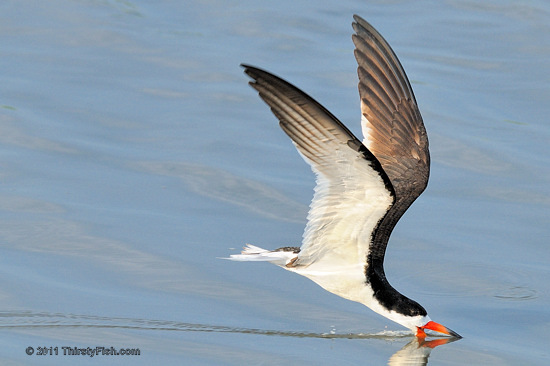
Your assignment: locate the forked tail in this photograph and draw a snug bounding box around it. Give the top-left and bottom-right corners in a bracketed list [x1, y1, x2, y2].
[227, 244, 298, 266]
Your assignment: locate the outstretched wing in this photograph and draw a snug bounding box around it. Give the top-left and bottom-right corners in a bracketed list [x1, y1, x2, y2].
[352, 15, 430, 262]
[352, 15, 429, 206]
[242, 64, 395, 270]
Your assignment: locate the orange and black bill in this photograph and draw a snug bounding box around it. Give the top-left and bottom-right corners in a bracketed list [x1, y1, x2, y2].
[416, 321, 462, 338]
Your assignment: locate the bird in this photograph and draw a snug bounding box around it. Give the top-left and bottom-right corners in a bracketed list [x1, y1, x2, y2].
[229, 15, 461, 339]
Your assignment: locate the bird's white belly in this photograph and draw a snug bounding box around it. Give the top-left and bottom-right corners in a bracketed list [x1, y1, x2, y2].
[290, 264, 375, 306]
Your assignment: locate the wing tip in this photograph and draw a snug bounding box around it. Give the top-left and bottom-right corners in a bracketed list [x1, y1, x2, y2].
[352, 14, 376, 37]
[352, 14, 364, 23]
[240, 63, 257, 79]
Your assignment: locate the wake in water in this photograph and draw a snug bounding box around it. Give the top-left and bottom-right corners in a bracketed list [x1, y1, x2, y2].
[0, 310, 419, 340]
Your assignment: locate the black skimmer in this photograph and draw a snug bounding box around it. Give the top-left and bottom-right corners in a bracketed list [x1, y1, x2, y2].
[230, 15, 461, 339]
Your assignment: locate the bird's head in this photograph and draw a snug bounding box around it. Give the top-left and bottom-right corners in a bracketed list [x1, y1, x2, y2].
[368, 287, 461, 339]
[375, 292, 461, 338]
[376, 304, 461, 339]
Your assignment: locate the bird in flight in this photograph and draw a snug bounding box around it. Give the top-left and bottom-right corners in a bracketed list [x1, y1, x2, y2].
[229, 15, 460, 339]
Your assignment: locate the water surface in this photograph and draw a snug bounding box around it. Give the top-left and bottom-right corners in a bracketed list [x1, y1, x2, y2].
[1, 0, 549, 364]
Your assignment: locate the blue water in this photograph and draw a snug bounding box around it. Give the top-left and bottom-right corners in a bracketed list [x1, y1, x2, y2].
[1, 0, 549, 364]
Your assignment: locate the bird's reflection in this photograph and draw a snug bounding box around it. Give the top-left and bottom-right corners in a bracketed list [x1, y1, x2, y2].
[388, 336, 460, 366]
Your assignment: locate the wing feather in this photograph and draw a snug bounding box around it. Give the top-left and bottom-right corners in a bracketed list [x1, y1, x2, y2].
[352, 15, 430, 264]
[352, 15, 429, 204]
[242, 64, 394, 270]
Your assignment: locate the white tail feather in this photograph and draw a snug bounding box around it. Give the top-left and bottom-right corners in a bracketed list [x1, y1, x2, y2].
[227, 244, 296, 266]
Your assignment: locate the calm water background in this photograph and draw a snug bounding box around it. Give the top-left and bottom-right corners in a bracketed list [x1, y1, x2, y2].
[1, 0, 549, 365]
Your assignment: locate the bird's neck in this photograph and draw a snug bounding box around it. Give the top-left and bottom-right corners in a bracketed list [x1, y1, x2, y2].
[365, 256, 427, 318]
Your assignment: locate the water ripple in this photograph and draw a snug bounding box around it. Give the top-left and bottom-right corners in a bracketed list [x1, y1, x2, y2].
[0, 310, 419, 340]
